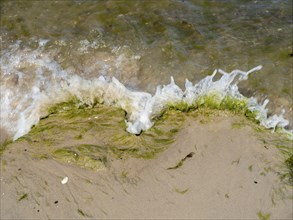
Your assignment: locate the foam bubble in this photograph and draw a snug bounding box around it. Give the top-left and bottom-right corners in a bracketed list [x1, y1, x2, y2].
[0, 41, 291, 142]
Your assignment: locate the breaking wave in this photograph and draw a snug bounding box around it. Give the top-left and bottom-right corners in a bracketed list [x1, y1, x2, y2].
[0, 40, 291, 142]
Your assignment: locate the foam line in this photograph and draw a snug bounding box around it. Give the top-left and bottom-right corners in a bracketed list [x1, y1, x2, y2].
[0, 41, 291, 141]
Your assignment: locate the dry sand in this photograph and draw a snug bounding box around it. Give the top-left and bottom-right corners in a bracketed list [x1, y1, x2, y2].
[1, 111, 292, 219]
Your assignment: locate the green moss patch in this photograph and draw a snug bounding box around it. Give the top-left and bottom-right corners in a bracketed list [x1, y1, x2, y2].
[166, 94, 261, 126]
[14, 101, 186, 170]
[3, 95, 291, 178]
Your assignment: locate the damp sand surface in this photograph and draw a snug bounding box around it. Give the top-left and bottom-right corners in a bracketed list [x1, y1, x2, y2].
[0, 110, 292, 219]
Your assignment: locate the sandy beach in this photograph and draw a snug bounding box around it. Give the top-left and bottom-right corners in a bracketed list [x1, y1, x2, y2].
[1, 1, 293, 219]
[1, 110, 292, 219]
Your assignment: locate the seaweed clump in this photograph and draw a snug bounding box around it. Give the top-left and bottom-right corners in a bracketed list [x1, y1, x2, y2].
[167, 94, 259, 124]
[15, 100, 185, 170]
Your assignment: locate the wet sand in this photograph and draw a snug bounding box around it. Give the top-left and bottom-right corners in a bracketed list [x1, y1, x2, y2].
[1, 111, 292, 219]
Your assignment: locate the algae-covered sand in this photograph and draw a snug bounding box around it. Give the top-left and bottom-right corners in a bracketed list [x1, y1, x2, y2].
[0, 103, 292, 219]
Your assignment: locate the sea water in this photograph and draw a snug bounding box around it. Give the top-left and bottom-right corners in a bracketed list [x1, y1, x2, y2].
[0, 0, 292, 143]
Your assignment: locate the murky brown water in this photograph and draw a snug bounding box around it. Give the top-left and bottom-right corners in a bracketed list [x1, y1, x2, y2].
[0, 0, 292, 141]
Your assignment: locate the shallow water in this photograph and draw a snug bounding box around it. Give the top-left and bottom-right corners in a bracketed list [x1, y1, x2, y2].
[0, 0, 292, 142]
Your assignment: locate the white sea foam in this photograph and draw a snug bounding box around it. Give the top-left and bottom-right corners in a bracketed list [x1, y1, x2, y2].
[0, 40, 291, 142]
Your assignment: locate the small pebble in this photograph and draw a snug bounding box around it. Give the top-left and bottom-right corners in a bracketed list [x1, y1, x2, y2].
[61, 176, 68, 184]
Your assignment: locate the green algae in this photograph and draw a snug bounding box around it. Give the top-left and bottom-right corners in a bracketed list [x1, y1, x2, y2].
[32, 154, 49, 160]
[197, 94, 222, 109]
[168, 160, 184, 170]
[16, 101, 185, 169]
[18, 193, 28, 202]
[245, 110, 260, 124]
[77, 208, 91, 217]
[167, 152, 195, 170]
[257, 211, 270, 220]
[231, 158, 240, 166]
[165, 94, 260, 127]
[76, 144, 107, 155]
[167, 101, 195, 112]
[196, 94, 257, 121]
[7, 95, 291, 175]
[154, 138, 174, 144]
[1, 159, 7, 167]
[0, 140, 12, 156]
[47, 98, 81, 115]
[52, 147, 107, 171]
[251, 129, 293, 186]
[276, 145, 293, 185]
[232, 122, 245, 129]
[175, 188, 189, 194]
[169, 128, 179, 134]
[53, 148, 79, 163]
[285, 155, 293, 183]
[77, 209, 85, 217]
[108, 109, 186, 160]
[74, 134, 83, 140]
[219, 96, 248, 113]
[110, 146, 159, 160]
[77, 155, 106, 170]
[121, 170, 128, 179]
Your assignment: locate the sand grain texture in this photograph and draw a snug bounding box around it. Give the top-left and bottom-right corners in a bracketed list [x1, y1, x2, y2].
[1, 112, 292, 219]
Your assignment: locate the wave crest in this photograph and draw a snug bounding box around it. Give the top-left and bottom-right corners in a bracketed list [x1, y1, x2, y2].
[0, 40, 291, 141]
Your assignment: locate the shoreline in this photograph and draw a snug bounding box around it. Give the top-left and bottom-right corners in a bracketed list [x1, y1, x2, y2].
[1, 110, 292, 219]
